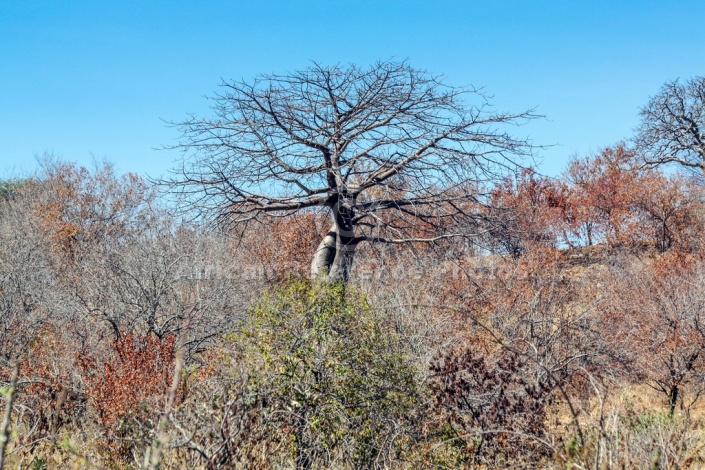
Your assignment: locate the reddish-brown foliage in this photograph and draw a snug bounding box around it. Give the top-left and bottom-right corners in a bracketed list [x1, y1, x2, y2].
[78, 332, 177, 431]
[601, 252, 705, 414]
[33, 161, 153, 266]
[235, 211, 329, 281]
[488, 168, 570, 255]
[634, 172, 704, 253]
[564, 144, 641, 248]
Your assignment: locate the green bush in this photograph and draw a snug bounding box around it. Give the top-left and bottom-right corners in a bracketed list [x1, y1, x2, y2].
[214, 279, 421, 469]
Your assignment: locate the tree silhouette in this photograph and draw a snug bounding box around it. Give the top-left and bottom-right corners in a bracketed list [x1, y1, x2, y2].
[636, 76, 705, 174]
[164, 61, 537, 282]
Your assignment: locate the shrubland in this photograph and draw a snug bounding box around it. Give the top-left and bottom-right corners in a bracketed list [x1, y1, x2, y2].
[2, 70, 705, 469]
[0, 149, 704, 469]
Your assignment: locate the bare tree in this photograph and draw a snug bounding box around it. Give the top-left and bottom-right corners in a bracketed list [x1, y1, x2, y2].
[635, 76, 705, 174]
[164, 61, 537, 283]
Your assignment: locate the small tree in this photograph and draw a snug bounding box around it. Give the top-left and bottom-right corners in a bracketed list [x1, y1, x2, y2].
[602, 253, 705, 416]
[564, 144, 641, 248]
[635, 76, 705, 174]
[635, 172, 703, 253]
[486, 168, 568, 255]
[164, 61, 537, 283]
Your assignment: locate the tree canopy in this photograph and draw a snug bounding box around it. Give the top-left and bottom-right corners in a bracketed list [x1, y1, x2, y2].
[165, 60, 538, 282]
[636, 76, 705, 174]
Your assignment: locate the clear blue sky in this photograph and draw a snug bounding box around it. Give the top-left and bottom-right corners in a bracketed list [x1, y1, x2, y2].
[2, 0, 704, 179]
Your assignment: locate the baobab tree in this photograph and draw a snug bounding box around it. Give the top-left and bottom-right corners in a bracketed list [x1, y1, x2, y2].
[164, 61, 537, 282]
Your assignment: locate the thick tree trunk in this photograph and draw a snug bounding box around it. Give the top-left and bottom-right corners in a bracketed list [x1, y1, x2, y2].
[310, 224, 357, 283]
[311, 226, 337, 280]
[310, 201, 357, 283]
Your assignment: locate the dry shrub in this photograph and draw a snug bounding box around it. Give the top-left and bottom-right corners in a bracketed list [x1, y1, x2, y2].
[428, 348, 554, 467]
[601, 252, 705, 415]
[78, 332, 177, 460]
[12, 326, 86, 446]
[552, 380, 705, 469]
[33, 160, 154, 267]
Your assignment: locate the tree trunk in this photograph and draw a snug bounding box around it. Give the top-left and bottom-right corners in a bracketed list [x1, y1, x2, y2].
[310, 201, 357, 283]
[668, 384, 679, 417]
[310, 224, 357, 283]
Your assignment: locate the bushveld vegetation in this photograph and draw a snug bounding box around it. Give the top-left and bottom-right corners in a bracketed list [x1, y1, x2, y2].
[2, 66, 705, 469]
